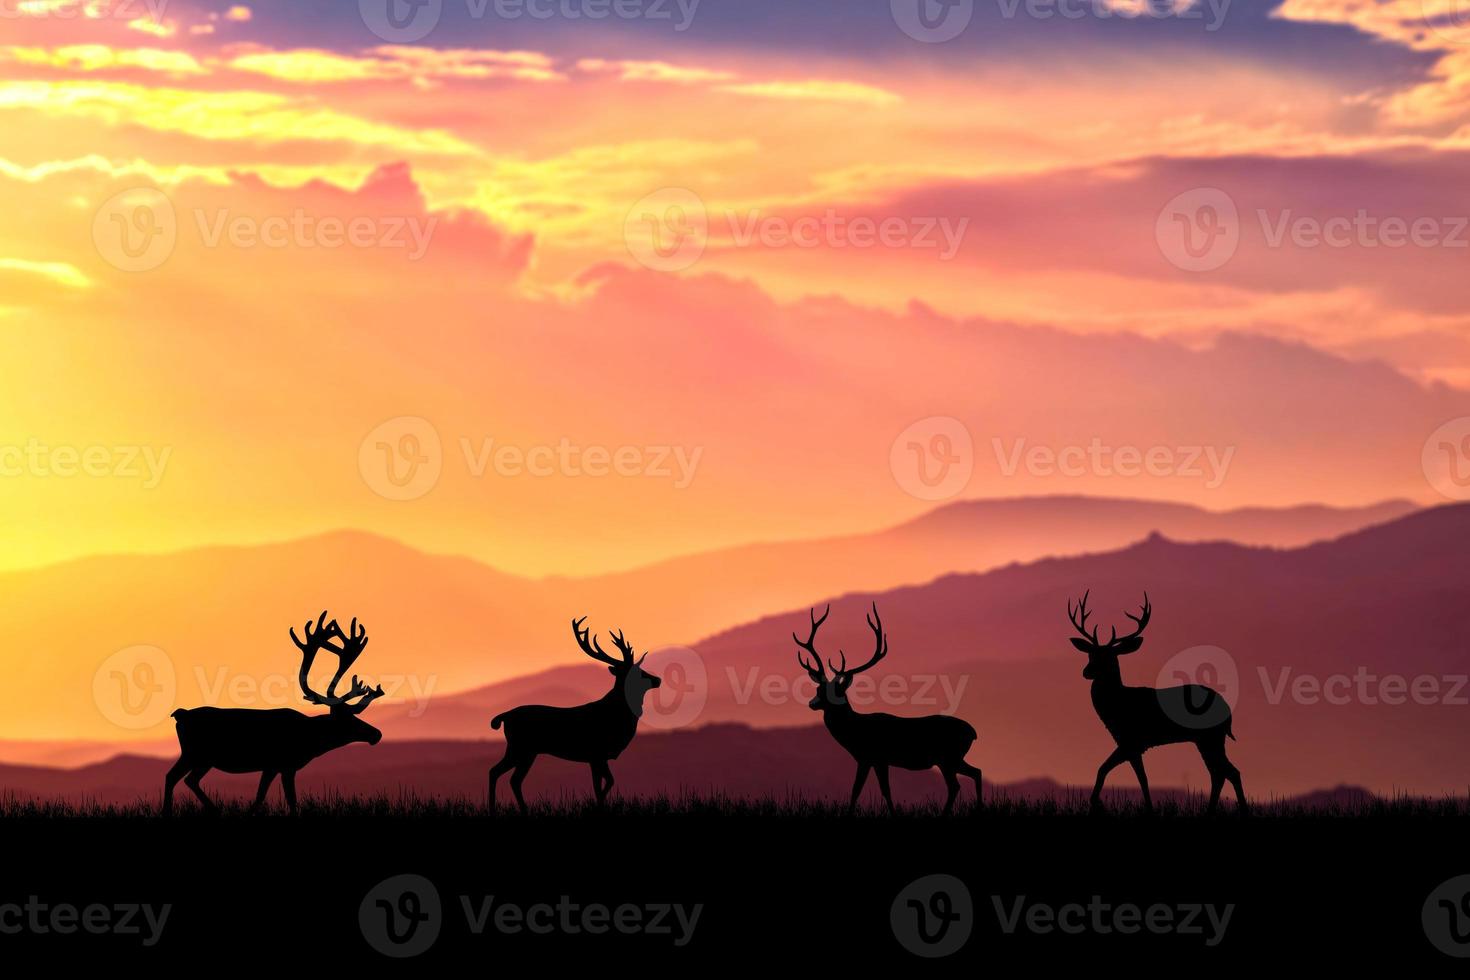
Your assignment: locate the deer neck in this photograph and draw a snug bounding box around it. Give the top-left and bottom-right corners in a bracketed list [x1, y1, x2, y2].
[822, 701, 863, 739]
[1089, 664, 1132, 721]
[304, 713, 353, 759]
[599, 677, 642, 718]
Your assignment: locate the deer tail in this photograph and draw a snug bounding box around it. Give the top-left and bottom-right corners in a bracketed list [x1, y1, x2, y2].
[490, 711, 507, 730]
[170, 708, 188, 720]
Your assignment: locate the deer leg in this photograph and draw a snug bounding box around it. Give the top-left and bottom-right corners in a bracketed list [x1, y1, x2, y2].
[847, 763, 871, 815]
[162, 757, 190, 816]
[250, 771, 277, 814]
[591, 761, 614, 805]
[940, 767, 961, 816]
[1090, 747, 1129, 813]
[280, 770, 298, 815]
[1218, 749, 1247, 814]
[1128, 756, 1153, 812]
[183, 767, 216, 814]
[875, 765, 895, 815]
[1206, 765, 1225, 814]
[957, 762, 983, 809]
[488, 751, 516, 811]
[509, 757, 536, 815]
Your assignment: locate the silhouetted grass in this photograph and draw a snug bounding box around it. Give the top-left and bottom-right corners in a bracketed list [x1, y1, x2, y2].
[3, 789, 1466, 820]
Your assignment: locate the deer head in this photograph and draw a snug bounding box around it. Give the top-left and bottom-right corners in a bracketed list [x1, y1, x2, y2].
[1066, 591, 1151, 683]
[793, 603, 889, 712]
[571, 617, 661, 709]
[291, 611, 385, 744]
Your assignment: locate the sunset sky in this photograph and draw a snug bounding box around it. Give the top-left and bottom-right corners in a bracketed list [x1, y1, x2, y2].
[3, 0, 1470, 577]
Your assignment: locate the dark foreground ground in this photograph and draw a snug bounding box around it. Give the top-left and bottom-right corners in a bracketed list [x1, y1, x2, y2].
[2, 794, 1467, 967]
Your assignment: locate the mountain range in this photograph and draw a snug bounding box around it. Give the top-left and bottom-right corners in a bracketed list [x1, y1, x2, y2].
[0, 494, 1411, 748]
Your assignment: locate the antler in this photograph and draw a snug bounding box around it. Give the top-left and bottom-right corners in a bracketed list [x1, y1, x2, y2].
[572, 617, 627, 667]
[605, 627, 645, 666]
[1067, 591, 1151, 650]
[829, 603, 888, 679]
[296, 612, 379, 708]
[1119, 592, 1151, 643]
[793, 605, 830, 680]
[1067, 590, 1102, 645]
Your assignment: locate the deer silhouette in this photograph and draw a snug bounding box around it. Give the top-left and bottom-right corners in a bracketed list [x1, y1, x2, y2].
[1067, 591, 1246, 814]
[162, 611, 385, 815]
[488, 617, 662, 813]
[794, 603, 980, 815]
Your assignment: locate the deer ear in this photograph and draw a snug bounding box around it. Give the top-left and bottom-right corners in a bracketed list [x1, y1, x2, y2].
[1113, 637, 1144, 655]
[1069, 638, 1094, 653]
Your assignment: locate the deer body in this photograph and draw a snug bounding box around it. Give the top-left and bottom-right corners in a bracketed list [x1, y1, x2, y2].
[795, 604, 981, 815]
[162, 612, 386, 816]
[171, 706, 380, 775]
[1068, 592, 1245, 814]
[822, 707, 977, 774]
[488, 618, 661, 812]
[491, 686, 643, 764]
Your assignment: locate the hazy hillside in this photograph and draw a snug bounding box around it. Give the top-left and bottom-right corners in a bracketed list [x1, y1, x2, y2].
[366, 504, 1470, 795]
[0, 495, 1409, 746]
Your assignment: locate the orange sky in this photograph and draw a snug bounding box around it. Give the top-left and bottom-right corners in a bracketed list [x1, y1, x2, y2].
[2, 0, 1470, 576]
